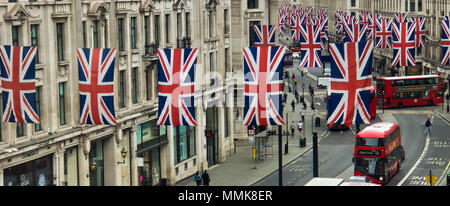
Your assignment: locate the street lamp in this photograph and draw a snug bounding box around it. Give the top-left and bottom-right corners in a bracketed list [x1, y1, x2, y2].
[117, 147, 128, 164]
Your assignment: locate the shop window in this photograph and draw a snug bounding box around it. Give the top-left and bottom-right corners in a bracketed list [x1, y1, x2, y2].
[174, 126, 196, 164]
[3, 154, 53, 186]
[89, 139, 104, 186]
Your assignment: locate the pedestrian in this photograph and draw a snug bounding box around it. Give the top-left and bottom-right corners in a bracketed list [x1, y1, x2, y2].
[292, 72, 296, 80]
[298, 120, 303, 136]
[311, 86, 315, 97]
[309, 84, 312, 93]
[201, 170, 210, 186]
[425, 117, 432, 136]
[194, 171, 202, 186]
[290, 121, 296, 137]
[295, 90, 300, 104]
[300, 108, 305, 122]
[303, 101, 307, 109]
[291, 99, 295, 112]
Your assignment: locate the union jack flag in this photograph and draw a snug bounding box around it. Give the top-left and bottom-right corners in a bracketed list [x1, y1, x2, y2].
[0, 46, 39, 123]
[243, 46, 285, 126]
[328, 40, 373, 126]
[441, 16, 450, 65]
[253, 25, 276, 47]
[299, 24, 323, 68]
[157, 48, 198, 126]
[394, 12, 407, 23]
[342, 23, 367, 43]
[375, 18, 393, 49]
[278, 7, 287, 35]
[77, 48, 117, 125]
[391, 22, 416, 67]
[367, 13, 380, 40]
[290, 14, 304, 41]
[410, 17, 426, 48]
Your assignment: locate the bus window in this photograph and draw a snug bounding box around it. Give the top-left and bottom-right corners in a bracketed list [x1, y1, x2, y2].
[356, 138, 385, 147]
[354, 158, 386, 178]
[436, 78, 441, 84]
[377, 80, 385, 90]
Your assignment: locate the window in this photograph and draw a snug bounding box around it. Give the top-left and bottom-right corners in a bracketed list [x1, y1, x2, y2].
[209, 11, 214, 38]
[144, 16, 150, 45]
[30, 24, 39, 63]
[405, 0, 408, 12]
[12, 26, 20, 46]
[351, 0, 356, 7]
[174, 126, 196, 163]
[224, 9, 229, 34]
[225, 48, 229, 72]
[418, 0, 422, 11]
[165, 14, 170, 43]
[93, 20, 99, 48]
[154, 15, 160, 44]
[177, 13, 182, 43]
[130, 17, 137, 49]
[56, 23, 64, 61]
[119, 70, 126, 108]
[82, 21, 87, 48]
[17, 123, 25, 138]
[103, 20, 108, 48]
[35, 86, 42, 132]
[248, 0, 258, 9]
[132, 67, 138, 104]
[8, 0, 17, 3]
[185, 12, 190, 38]
[146, 67, 151, 101]
[59, 82, 66, 125]
[118, 18, 124, 51]
[410, 0, 415, 12]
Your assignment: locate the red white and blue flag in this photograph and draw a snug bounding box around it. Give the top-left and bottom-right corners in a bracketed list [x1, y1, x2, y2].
[328, 40, 373, 126]
[394, 12, 407, 23]
[411, 17, 426, 48]
[0, 46, 39, 123]
[375, 18, 393, 49]
[391, 22, 416, 67]
[367, 13, 380, 40]
[243, 46, 285, 126]
[157, 48, 198, 126]
[441, 16, 450, 65]
[77, 48, 117, 125]
[342, 22, 367, 43]
[299, 24, 323, 68]
[253, 25, 276, 47]
[290, 14, 304, 41]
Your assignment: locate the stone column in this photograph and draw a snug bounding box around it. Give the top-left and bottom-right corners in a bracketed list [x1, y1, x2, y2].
[130, 124, 139, 186]
[55, 143, 65, 186]
[77, 135, 90, 186]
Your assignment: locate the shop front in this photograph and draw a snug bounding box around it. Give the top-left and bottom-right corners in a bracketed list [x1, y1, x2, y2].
[3, 154, 53, 186]
[136, 119, 167, 186]
[206, 106, 219, 166]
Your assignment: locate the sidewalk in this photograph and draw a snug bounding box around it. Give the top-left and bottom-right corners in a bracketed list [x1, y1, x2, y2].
[175, 79, 329, 186]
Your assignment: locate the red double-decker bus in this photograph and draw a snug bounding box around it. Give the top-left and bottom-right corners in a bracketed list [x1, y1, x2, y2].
[354, 122, 405, 184]
[376, 75, 445, 108]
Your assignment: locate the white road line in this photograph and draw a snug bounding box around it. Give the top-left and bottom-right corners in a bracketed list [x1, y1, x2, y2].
[397, 137, 430, 186]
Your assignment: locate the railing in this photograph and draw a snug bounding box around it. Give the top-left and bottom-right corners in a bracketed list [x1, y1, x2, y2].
[144, 42, 159, 60]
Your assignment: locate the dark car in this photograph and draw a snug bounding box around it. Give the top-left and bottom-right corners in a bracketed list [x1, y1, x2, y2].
[327, 123, 350, 131]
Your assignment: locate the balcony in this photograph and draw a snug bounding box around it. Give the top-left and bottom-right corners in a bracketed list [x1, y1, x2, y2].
[143, 42, 159, 61]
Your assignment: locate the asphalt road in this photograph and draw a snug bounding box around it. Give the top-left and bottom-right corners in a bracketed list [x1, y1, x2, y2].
[254, 57, 450, 186]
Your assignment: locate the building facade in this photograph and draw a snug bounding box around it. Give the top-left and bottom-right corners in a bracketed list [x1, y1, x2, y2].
[0, 0, 233, 186]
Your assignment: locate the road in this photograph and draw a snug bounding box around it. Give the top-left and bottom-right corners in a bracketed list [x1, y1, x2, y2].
[254, 57, 450, 186]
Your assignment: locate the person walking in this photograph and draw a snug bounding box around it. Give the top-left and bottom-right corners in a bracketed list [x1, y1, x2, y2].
[300, 108, 305, 122]
[425, 117, 432, 136]
[298, 120, 303, 136]
[291, 99, 295, 112]
[311, 86, 315, 97]
[201, 170, 210, 186]
[194, 171, 202, 186]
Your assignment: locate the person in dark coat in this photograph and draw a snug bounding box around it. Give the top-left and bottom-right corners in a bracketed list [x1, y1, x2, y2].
[291, 100, 295, 112]
[202, 170, 210, 186]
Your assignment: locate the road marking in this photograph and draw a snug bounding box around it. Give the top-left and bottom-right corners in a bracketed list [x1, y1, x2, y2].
[437, 161, 450, 185]
[397, 137, 430, 186]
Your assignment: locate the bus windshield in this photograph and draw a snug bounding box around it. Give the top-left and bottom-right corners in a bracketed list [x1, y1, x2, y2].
[354, 158, 385, 177]
[356, 138, 385, 147]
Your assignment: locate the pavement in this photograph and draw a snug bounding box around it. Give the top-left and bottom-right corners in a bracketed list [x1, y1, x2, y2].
[175, 71, 330, 186]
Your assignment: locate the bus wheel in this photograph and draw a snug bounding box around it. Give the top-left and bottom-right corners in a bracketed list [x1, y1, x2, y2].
[398, 103, 403, 108]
